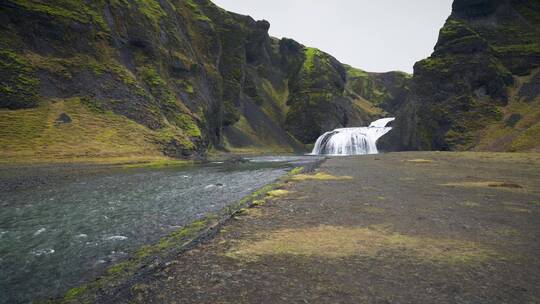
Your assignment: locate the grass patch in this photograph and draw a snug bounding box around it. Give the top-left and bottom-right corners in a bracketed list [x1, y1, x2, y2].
[504, 206, 532, 214]
[359, 206, 385, 215]
[122, 159, 193, 169]
[346, 66, 369, 78]
[267, 190, 290, 198]
[235, 207, 263, 218]
[405, 159, 434, 164]
[352, 97, 384, 116]
[0, 98, 171, 164]
[226, 225, 498, 264]
[459, 201, 480, 208]
[442, 181, 524, 190]
[290, 172, 353, 181]
[11, 0, 108, 30]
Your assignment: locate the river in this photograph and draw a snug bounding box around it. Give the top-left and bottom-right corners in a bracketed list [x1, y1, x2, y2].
[0, 156, 320, 303]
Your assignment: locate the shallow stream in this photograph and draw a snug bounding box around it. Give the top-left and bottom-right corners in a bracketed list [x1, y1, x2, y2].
[0, 156, 319, 303]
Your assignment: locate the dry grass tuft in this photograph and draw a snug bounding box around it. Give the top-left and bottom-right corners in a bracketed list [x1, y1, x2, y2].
[290, 172, 353, 181]
[504, 206, 532, 214]
[459, 201, 480, 208]
[442, 181, 524, 190]
[266, 190, 290, 198]
[405, 159, 434, 164]
[227, 225, 497, 264]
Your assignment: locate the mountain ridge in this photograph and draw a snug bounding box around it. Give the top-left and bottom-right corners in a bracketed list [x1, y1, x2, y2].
[0, 0, 407, 162]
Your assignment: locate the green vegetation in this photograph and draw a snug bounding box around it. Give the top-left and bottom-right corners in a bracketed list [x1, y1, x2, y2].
[0, 49, 40, 109]
[0, 98, 172, 164]
[227, 225, 498, 264]
[510, 123, 540, 151]
[134, 0, 167, 25]
[493, 43, 540, 56]
[346, 66, 369, 78]
[303, 48, 321, 73]
[291, 172, 353, 181]
[110, 0, 167, 26]
[63, 286, 88, 301]
[302, 48, 333, 76]
[186, 0, 212, 22]
[134, 219, 208, 259]
[415, 56, 455, 73]
[439, 18, 477, 41]
[260, 79, 289, 124]
[122, 159, 193, 169]
[137, 65, 202, 142]
[175, 114, 202, 138]
[266, 189, 290, 197]
[26, 52, 107, 76]
[139, 65, 167, 88]
[10, 0, 108, 30]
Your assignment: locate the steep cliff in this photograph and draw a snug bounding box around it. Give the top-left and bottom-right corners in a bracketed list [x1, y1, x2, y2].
[386, 0, 540, 152]
[0, 0, 407, 162]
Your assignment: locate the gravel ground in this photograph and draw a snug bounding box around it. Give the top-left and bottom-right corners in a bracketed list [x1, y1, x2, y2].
[97, 152, 540, 304]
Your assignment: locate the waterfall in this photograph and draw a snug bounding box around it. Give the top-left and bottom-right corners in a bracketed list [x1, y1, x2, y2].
[310, 118, 395, 156]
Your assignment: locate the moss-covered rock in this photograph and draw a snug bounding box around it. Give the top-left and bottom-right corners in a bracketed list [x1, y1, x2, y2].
[0, 49, 40, 109]
[387, 0, 540, 152]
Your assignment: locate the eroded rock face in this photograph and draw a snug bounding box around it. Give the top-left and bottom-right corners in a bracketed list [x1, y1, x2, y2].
[0, 0, 406, 156]
[386, 0, 540, 151]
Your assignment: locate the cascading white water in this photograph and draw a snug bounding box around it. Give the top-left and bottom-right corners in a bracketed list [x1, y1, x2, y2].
[310, 117, 395, 156]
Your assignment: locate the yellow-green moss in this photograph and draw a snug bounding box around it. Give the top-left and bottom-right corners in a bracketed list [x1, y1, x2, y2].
[175, 114, 201, 138]
[405, 159, 434, 164]
[346, 66, 369, 78]
[303, 47, 327, 74]
[0, 98, 174, 163]
[135, 219, 208, 258]
[289, 166, 304, 175]
[11, 0, 108, 30]
[493, 43, 540, 56]
[459, 201, 480, 208]
[227, 225, 498, 264]
[0, 49, 39, 108]
[186, 0, 212, 22]
[442, 181, 524, 191]
[267, 189, 290, 197]
[290, 172, 353, 181]
[63, 286, 88, 301]
[510, 123, 540, 151]
[123, 159, 193, 169]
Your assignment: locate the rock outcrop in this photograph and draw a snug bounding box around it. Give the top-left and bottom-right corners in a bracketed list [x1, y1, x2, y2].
[385, 0, 540, 152]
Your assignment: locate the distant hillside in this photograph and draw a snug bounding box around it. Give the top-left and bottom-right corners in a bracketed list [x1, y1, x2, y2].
[0, 0, 407, 162]
[384, 0, 540, 152]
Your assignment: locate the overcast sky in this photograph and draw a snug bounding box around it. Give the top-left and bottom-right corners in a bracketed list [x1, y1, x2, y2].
[211, 0, 453, 73]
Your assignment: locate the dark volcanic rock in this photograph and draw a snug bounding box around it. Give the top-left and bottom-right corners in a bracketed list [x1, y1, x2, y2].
[55, 113, 72, 125]
[386, 0, 540, 152]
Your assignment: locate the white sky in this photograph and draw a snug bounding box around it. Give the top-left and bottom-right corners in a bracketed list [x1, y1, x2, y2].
[211, 0, 453, 73]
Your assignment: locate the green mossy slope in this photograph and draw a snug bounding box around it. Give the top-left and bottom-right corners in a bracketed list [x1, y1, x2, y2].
[0, 0, 406, 161]
[0, 0, 408, 160]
